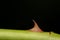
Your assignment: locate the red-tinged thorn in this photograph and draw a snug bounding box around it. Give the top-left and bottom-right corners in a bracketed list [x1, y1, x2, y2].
[29, 20, 43, 32]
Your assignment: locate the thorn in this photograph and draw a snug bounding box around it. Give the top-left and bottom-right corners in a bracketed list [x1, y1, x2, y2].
[29, 20, 43, 32]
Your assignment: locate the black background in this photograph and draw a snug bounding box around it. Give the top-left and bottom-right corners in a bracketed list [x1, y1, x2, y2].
[0, 0, 60, 34]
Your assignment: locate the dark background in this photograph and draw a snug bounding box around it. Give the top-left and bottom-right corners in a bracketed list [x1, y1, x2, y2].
[0, 0, 60, 34]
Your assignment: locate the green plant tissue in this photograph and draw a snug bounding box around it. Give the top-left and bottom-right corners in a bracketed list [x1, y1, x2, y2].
[0, 29, 60, 40]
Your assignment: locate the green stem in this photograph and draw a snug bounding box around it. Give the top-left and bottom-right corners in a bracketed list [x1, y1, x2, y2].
[0, 29, 60, 40]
